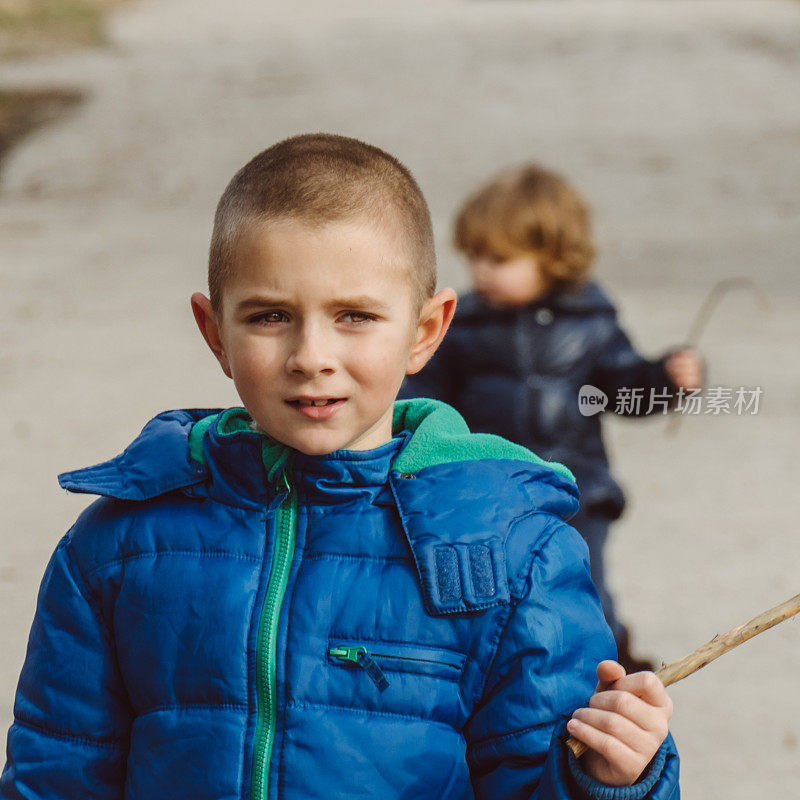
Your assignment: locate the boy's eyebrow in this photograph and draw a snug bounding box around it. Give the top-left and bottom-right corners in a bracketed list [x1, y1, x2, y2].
[235, 295, 393, 312]
[329, 295, 393, 311]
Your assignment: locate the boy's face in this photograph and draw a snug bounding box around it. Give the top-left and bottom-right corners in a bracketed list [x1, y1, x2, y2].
[468, 251, 549, 308]
[193, 216, 453, 455]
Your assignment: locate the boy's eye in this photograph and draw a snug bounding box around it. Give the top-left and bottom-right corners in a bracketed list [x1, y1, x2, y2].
[249, 310, 376, 326]
[251, 310, 289, 325]
[483, 252, 504, 266]
[340, 311, 376, 325]
[469, 251, 504, 266]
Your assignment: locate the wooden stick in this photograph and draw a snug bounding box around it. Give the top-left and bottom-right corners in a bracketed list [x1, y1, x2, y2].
[567, 592, 800, 759]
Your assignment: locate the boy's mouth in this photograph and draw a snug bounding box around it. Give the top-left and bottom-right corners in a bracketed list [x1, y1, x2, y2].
[286, 396, 345, 407]
[285, 396, 347, 420]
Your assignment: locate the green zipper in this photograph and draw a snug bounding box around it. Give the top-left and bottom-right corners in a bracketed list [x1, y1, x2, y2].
[251, 465, 297, 800]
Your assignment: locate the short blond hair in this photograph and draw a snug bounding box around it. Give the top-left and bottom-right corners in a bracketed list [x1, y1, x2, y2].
[453, 163, 595, 287]
[208, 133, 437, 318]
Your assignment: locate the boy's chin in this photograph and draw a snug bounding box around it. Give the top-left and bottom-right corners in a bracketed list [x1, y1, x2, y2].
[249, 406, 395, 455]
[266, 428, 345, 457]
[291, 438, 340, 456]
[245, 416, 335, 455]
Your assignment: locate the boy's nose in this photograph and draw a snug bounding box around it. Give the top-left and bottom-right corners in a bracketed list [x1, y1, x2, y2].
[470, 258, 493, 281]
[470, 262, 493, 289]
[285, 330, 336, 377]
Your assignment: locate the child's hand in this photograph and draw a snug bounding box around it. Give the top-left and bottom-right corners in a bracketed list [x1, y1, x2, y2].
[664, 348, 704, 391]
[567, 661, 673, 787]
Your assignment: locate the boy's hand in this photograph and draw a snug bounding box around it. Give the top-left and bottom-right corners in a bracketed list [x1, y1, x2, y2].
[567, 661, 673, 787]
[664, 348, 704, 391]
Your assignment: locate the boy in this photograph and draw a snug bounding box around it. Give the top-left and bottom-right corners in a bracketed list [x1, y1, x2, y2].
[399, 163, 704, 672]
[1, 135, 679, 799]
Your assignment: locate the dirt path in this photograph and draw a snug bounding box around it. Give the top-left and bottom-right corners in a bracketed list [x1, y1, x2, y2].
[1, 1, 799, 795]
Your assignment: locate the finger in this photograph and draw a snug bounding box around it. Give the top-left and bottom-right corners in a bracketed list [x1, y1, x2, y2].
[671, 363, 695, 379]
[673, 373, 698, 390]
[589, 690, 672, 737]
[571, 707, 654, 754]
[666, 363, 694, 384]
[566, 716, 641, 773]
[605, 671, 672, 711]
[595, 660, 626, 692]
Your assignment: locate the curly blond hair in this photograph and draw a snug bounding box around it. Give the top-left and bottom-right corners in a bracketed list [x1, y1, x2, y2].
[453, 163, 595, 288]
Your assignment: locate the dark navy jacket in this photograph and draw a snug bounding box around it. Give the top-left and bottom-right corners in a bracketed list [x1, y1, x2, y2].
[1, 399, 679, 799]
[399, 283, 683, 520]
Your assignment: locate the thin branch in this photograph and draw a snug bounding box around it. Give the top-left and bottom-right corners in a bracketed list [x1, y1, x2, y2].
[567, 592, 800, 759]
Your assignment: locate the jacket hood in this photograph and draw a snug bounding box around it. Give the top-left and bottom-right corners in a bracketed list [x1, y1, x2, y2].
[456, 281, 616, 319]
[57, 408, 209, 502]
[58, 399, 580, 615]
[58, 399, 576, 501]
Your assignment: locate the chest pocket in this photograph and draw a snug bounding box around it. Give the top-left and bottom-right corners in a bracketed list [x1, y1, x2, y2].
[323, 634, 472, 729]
[328, 639, 466, 691]
[309, 634, 477, 800]
[319, 542, 509, 730]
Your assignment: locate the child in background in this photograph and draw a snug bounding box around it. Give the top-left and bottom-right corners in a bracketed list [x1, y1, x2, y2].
[399, 163, 704, 672]
[1, 136, 679, 799]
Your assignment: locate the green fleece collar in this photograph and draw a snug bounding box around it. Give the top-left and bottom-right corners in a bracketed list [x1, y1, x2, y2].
[390, 398, 573, 480]
[188, 398, 574, 485]
[189, 406, 293, 484]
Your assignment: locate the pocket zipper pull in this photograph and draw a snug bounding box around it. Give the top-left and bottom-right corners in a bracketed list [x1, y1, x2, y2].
[329, 646, 390, 693]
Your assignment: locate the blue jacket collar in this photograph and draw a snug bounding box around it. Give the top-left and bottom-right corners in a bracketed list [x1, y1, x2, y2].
[58, 400, 580, 615]
[290, 431, 412, 500]
[58, 400, 576, 500]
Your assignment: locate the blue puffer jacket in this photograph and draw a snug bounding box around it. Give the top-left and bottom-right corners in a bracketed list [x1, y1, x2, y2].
[1, 399, 679, 799]
[399, 283, 683, 520]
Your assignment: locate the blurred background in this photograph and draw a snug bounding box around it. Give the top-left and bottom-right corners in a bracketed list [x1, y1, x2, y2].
[1, 0, 799, 795]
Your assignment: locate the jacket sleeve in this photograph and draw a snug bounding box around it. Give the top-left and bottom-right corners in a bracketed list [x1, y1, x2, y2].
[0, 532, 131, 798]
[464, 516, 680, 800]
[588, 320, 683, 418]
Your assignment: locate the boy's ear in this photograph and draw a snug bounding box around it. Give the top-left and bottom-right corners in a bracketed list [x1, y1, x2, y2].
[190, 292, 232, 378]
[406, 288, 458, 375]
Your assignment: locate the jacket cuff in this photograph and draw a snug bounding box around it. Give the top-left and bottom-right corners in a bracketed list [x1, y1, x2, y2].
[566, 737, 669, 800]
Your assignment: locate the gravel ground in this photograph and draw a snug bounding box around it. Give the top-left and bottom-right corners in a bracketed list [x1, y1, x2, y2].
[1, 1, 799, 795]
